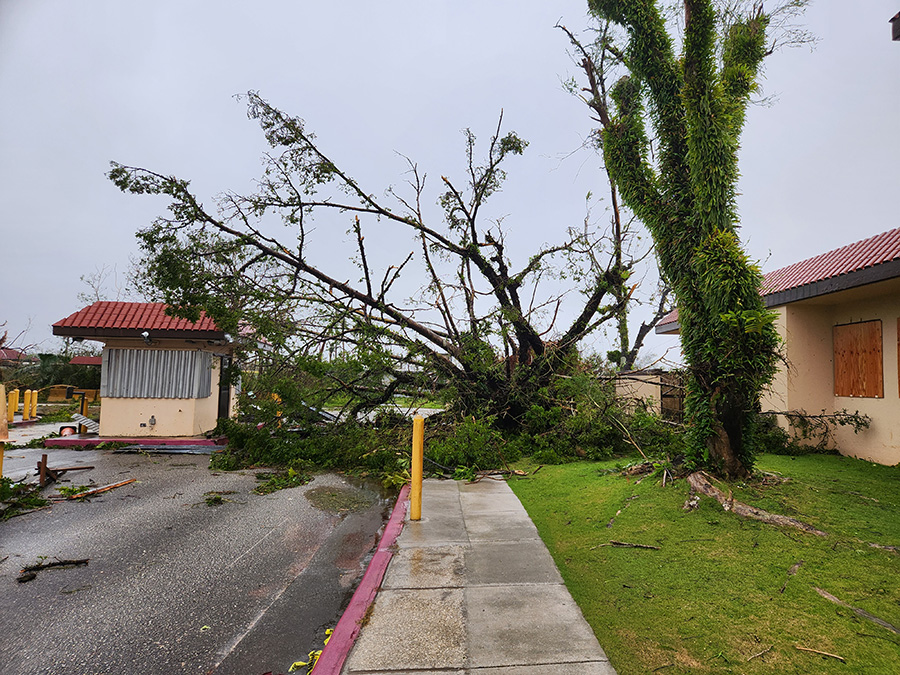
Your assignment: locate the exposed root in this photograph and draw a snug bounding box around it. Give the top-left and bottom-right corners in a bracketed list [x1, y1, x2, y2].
[686, 472, 827, 536]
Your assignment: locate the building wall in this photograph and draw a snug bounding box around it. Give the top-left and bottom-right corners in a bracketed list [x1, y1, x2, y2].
[98, 339, 232, 437]
[765, 285, 900, 465]
[615, 374, 662, 415]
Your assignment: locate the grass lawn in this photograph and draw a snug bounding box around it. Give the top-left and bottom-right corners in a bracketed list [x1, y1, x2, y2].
[509, 454, 900, 674]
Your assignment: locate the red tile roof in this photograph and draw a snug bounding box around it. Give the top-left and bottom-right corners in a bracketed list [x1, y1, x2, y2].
[0, 348, 34, 361]
[762, 227, 900, 296]
[69, 355, 103, 366]
[657, 228, 900, 334]
[53, 302, 223, 339]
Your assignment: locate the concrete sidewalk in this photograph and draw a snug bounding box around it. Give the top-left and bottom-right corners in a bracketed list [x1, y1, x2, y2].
[340, 478, 617, 674]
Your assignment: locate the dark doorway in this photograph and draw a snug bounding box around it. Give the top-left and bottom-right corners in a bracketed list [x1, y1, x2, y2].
[218, 356, 232, 419]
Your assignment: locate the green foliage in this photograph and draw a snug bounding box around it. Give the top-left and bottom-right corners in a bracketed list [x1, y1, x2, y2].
[55, 484, 94, 500]
[586, 0, 785, 476]
[253, 467, 311, 494]
[1, 478, 50, 519]
[428, 415, 508, 471]
[757, 410, 870, 455]
[1, 350, 101, 392]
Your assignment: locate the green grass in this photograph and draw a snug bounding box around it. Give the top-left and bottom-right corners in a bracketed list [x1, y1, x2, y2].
[509, 454, 900, 674]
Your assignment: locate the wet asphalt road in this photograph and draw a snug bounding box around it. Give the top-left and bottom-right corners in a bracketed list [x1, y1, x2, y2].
[0, 450, 391, 675]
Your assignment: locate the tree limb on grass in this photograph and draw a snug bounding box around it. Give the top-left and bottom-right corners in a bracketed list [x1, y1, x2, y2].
[814, 587, 900, 635]
[686, 472, 827, 536]
[794, 645, 845, 662]
[747, 646, 772, 661]
[603, 540, 660, 550]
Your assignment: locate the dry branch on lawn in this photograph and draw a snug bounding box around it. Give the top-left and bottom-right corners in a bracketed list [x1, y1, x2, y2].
[795, 645, 845, 662]
[814, 587, 900, 635]
[603, 540, 660, 550]
[686, 472, 827, 536]
[747, 646, 772, 661]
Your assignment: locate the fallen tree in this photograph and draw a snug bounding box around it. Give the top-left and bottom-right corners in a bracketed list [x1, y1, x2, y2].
[111, 94, 659, 425]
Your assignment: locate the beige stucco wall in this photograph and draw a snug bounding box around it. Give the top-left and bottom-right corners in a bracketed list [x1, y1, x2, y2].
[98, 339, 233, 438]
[765, 282, 900, 465]
[616, 374, 662, 415]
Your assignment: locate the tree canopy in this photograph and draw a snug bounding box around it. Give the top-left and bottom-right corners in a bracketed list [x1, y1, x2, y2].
[110, 94, 649, 425]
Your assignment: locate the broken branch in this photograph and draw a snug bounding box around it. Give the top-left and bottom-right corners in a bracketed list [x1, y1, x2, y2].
[17, 558, 89, 583]
[814, 587, 900, 635]
[747, 646, 772, 661]
[603, 540, 660, 550]
[794, 645, 845, 662]
[66, 479, 136, 500]
[686, 472, 827, 536]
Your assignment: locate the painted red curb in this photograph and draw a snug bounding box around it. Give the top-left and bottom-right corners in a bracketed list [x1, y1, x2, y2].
[313, 483, 410, 674]
[44, 436, 227, 448]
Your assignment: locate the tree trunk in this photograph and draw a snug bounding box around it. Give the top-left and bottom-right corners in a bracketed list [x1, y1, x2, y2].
[706, 421, 750, 479]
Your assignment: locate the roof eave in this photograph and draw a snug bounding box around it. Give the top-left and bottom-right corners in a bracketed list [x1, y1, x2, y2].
[764, 258, 900, 308]
[52, 326, 226, 341]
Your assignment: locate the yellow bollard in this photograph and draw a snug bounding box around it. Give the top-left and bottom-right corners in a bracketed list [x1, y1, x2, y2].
[31, 389, 39, 418]
[12, 389, 19, 422]
[410, 415, 424, 521]
[22, 390, 32, 421]
[6, 390, 13, 424]
[0, 384, 7, 477]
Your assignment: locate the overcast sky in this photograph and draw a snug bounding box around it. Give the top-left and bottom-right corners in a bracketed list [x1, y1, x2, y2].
[1, 1, 898, 363]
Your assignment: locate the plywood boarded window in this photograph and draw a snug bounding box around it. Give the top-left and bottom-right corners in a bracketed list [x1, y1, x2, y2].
[833, 320, 883, 398]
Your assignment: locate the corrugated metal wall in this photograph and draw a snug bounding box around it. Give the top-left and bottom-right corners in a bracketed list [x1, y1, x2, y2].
[101, 349, 213, 399]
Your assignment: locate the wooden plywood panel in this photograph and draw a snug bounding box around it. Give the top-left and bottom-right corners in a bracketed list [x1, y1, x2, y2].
[833, 320, 883, 398]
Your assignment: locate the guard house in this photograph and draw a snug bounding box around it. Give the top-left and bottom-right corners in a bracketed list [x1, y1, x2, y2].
[53, 302, 237, 437]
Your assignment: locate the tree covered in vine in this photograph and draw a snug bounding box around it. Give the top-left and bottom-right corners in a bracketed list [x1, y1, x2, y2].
[584, 0, 806, 476]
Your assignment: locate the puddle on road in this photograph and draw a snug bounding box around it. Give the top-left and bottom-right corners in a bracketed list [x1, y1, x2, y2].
[304, 485, 377, 513]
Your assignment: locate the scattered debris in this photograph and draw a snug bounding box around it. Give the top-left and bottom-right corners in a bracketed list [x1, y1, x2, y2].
[601, 540, 660, 550]
[795, 645, 845, 662]
[17, 558, 89, 583]
[254, 468, 310, 495]
[814, 587, 900, 634]
[114, 444, 224, 455]
[747, 646, 772, 661]
[607, 494, 638, 528]
[779, 560, 803, 593]
[622, 461, 654, 477]
[1, 478, 50, 520]
[468, 468, 529, 483]
[682, 490, 701, 511]
[291, 628, 333, 673]
[63, 479, 136, 500]
[36, 453, 94, 487]
[204, 491, 237, 506]
[686, 472, 828, 536]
